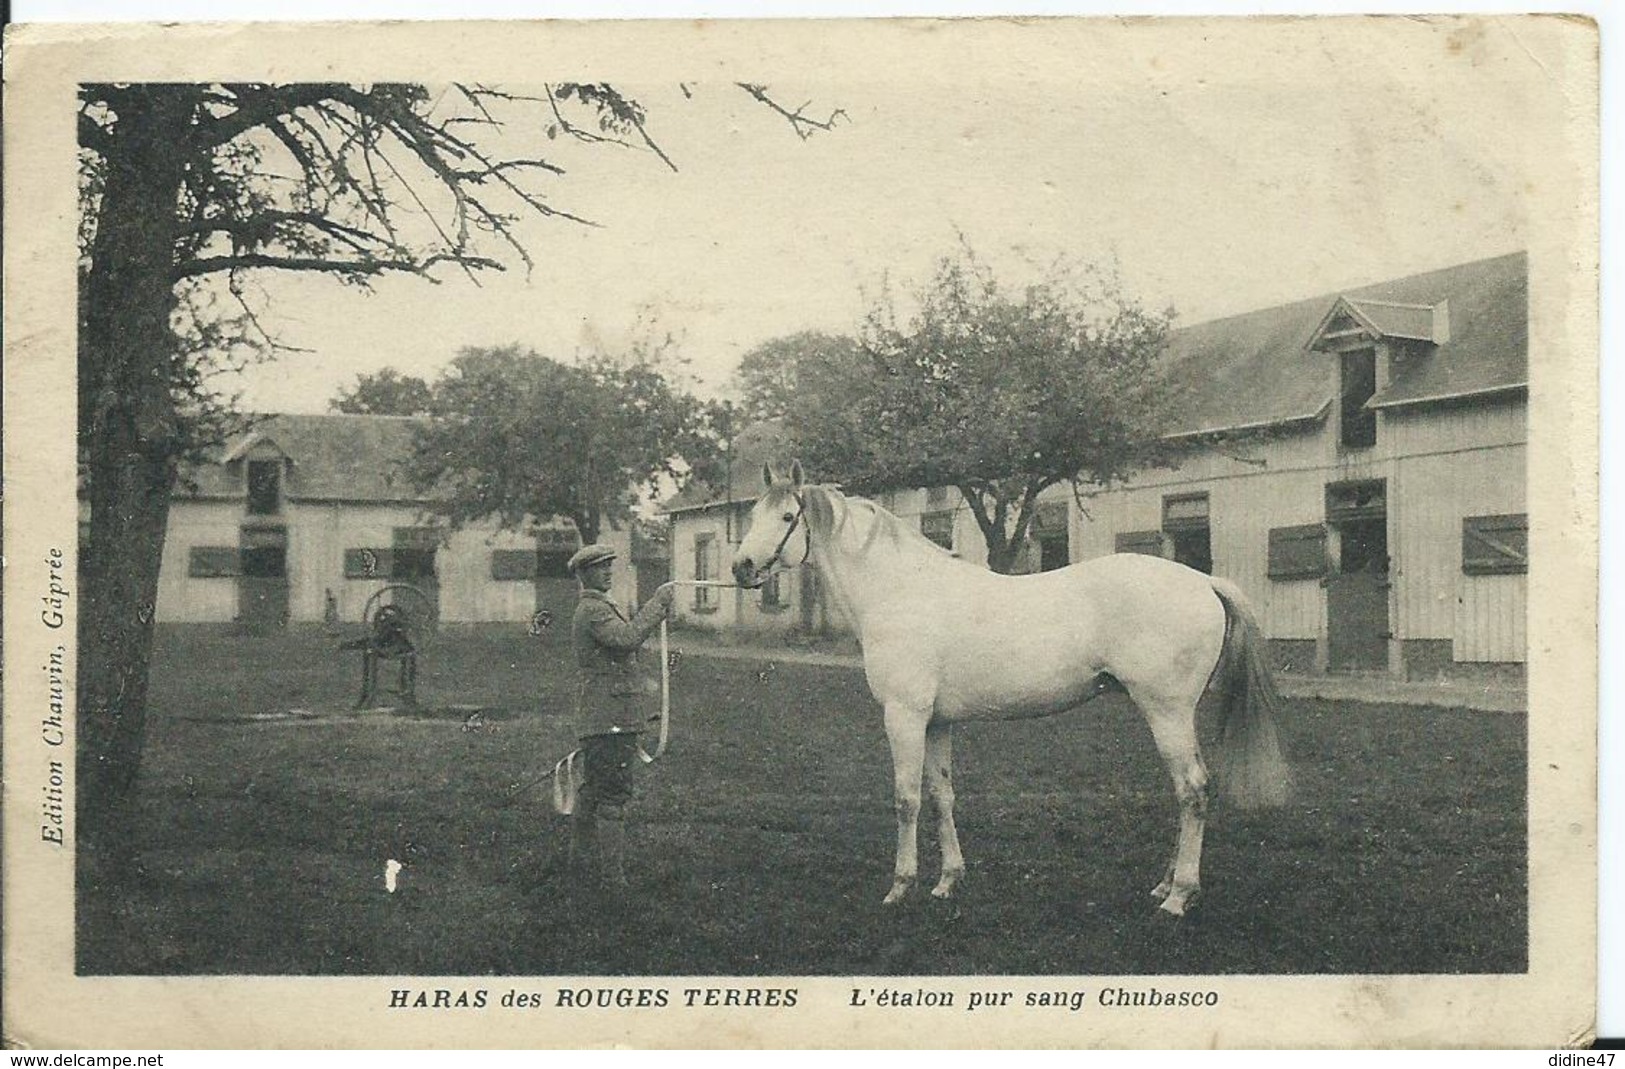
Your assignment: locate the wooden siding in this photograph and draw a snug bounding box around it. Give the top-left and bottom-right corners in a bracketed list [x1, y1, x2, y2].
[160, 499, 597, 625]
[438, 527, 543, 624]
[1457, 574, 1527, 662]
[1068, 393, 1525, 663]
[1390, 443, 1526, 648]
[290, 502, 425, 624]
[156, 501, 243, 622]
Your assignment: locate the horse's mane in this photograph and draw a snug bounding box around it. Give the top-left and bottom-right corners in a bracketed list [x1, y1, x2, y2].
[803, 484, 958, 562]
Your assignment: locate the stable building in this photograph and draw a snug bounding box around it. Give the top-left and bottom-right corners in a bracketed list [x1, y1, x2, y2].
[150, 413, 635, 629]
[664, 251, 1527, 682]
[1073, 250, 1528, 681]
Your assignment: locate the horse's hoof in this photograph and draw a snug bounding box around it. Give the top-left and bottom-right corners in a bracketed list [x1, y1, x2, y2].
[1156, 887, 1200, 919]
[881, 878, 914, 906]
[1149, 879, 1173, 902]
[930, 869, 963, 899]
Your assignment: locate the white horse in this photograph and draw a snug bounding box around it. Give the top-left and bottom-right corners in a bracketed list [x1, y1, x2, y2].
[730, 462, 1292, 917]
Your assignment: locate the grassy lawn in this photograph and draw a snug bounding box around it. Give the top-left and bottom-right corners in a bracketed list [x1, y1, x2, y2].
[79, 625, 1526, 976]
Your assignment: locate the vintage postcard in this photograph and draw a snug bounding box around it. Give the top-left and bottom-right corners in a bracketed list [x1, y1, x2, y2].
[2, 15, 1599, 1049]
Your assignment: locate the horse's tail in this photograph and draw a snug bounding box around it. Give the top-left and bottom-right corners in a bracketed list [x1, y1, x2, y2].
[1209, 578, 1293, 809]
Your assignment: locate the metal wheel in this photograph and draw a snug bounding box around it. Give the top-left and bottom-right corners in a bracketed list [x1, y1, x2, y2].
[362, 583, 438, 650]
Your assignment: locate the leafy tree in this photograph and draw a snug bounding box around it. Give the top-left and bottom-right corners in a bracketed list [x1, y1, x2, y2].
[733, 330, 867, 425]
[75, 81, 840, 880]
[331, 367, 434, 416]
[406, 345, 721, 544]
[787, 249, 1177, 573]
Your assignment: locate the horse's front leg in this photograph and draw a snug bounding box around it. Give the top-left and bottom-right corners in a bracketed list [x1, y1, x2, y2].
[924, 721, 965, 899]
[881, 701, 930, 906]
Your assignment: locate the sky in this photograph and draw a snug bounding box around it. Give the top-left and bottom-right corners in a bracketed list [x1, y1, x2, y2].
[157, 17, 1558, 415]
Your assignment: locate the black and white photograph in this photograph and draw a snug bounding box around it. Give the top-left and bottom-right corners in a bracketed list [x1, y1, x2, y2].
[2, 13, 1599, 1049]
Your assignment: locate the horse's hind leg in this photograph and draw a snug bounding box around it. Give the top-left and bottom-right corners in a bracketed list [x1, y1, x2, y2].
[1139, 699, 1209, 917]
[881, 701, 930, 905]
[923, 722, 965, 899]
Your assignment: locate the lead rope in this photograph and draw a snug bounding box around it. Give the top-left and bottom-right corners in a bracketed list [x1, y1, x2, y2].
[639, 617, 672, 764]
[636, 579, 735, 766]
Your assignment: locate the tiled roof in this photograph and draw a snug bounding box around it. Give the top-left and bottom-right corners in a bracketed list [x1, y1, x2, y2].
[1160, 250, 1526, 436]
[178, 414, 427, 503]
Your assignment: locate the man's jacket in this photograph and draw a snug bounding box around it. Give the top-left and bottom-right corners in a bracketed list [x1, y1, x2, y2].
[571, 588, 665, 737]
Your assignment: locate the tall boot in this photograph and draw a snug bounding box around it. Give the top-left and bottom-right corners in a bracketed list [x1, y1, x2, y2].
[597, 806, 629, 889]
[568, 799, 598, 877]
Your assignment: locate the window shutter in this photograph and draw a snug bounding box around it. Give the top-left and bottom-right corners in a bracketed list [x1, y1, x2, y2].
[344, 548, 394, 579]
[1268, 524, 1328, 580]
[491, 549, 538, 581]
[188, 546, 241, 578]
[1462, 514, 1527, 575]
[1115, 530, 1168, 557]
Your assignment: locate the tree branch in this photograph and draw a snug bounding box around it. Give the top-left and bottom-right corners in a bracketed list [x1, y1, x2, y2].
[174, 250, 501, 282]
[735, 83, 848, 140]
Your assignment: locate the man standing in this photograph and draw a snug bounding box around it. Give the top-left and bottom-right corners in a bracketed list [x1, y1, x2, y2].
[566, 543, 674, 887]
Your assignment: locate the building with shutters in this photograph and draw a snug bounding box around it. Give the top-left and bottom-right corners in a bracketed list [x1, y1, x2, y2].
[139, 413, 635, 629]
[666, 252, 1527, 681]
[1073, 250, 1527, 681]
[663, 423, 1075, 637]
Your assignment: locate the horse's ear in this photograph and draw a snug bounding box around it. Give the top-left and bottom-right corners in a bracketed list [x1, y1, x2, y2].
[762, 462, 776, 488]
[790, 460, 805, 489]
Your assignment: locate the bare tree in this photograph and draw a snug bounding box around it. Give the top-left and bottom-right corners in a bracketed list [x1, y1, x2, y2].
[76, 82, 842, 881]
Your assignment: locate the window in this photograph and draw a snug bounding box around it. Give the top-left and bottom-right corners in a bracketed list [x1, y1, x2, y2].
[1032, 501, 1070, 572]
[926, 485, 949, 506]
[537, 527, 581, 551]
[246, 460, 282, 515]
[491, 550, 538, 581]
[1268, 524, 1329, 580]
[1325, 480, 1386, 522]
[1162, 493, 1212, 574]
[1115, 530, 1168, 557]
[1340, 348, 1378, 449]
[693, 534, 717, 610]
[188, 546, 240, 578]
[920, 511, 954, 550]
[1462, 514, 1527, 575]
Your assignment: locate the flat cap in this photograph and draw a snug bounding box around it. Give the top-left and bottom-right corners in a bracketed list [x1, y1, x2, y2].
[567, 543, 618, 573]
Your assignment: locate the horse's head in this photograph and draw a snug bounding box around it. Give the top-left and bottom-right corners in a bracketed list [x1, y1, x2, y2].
[733, 460, 813, 588]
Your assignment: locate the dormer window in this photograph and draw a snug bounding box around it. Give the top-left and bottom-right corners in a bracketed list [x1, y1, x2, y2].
[1340, 348, 1377, 449]
[247, 460, 282, 514]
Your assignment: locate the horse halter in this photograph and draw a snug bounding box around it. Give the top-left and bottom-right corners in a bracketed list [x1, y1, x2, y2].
[760, 490, 812, 572]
